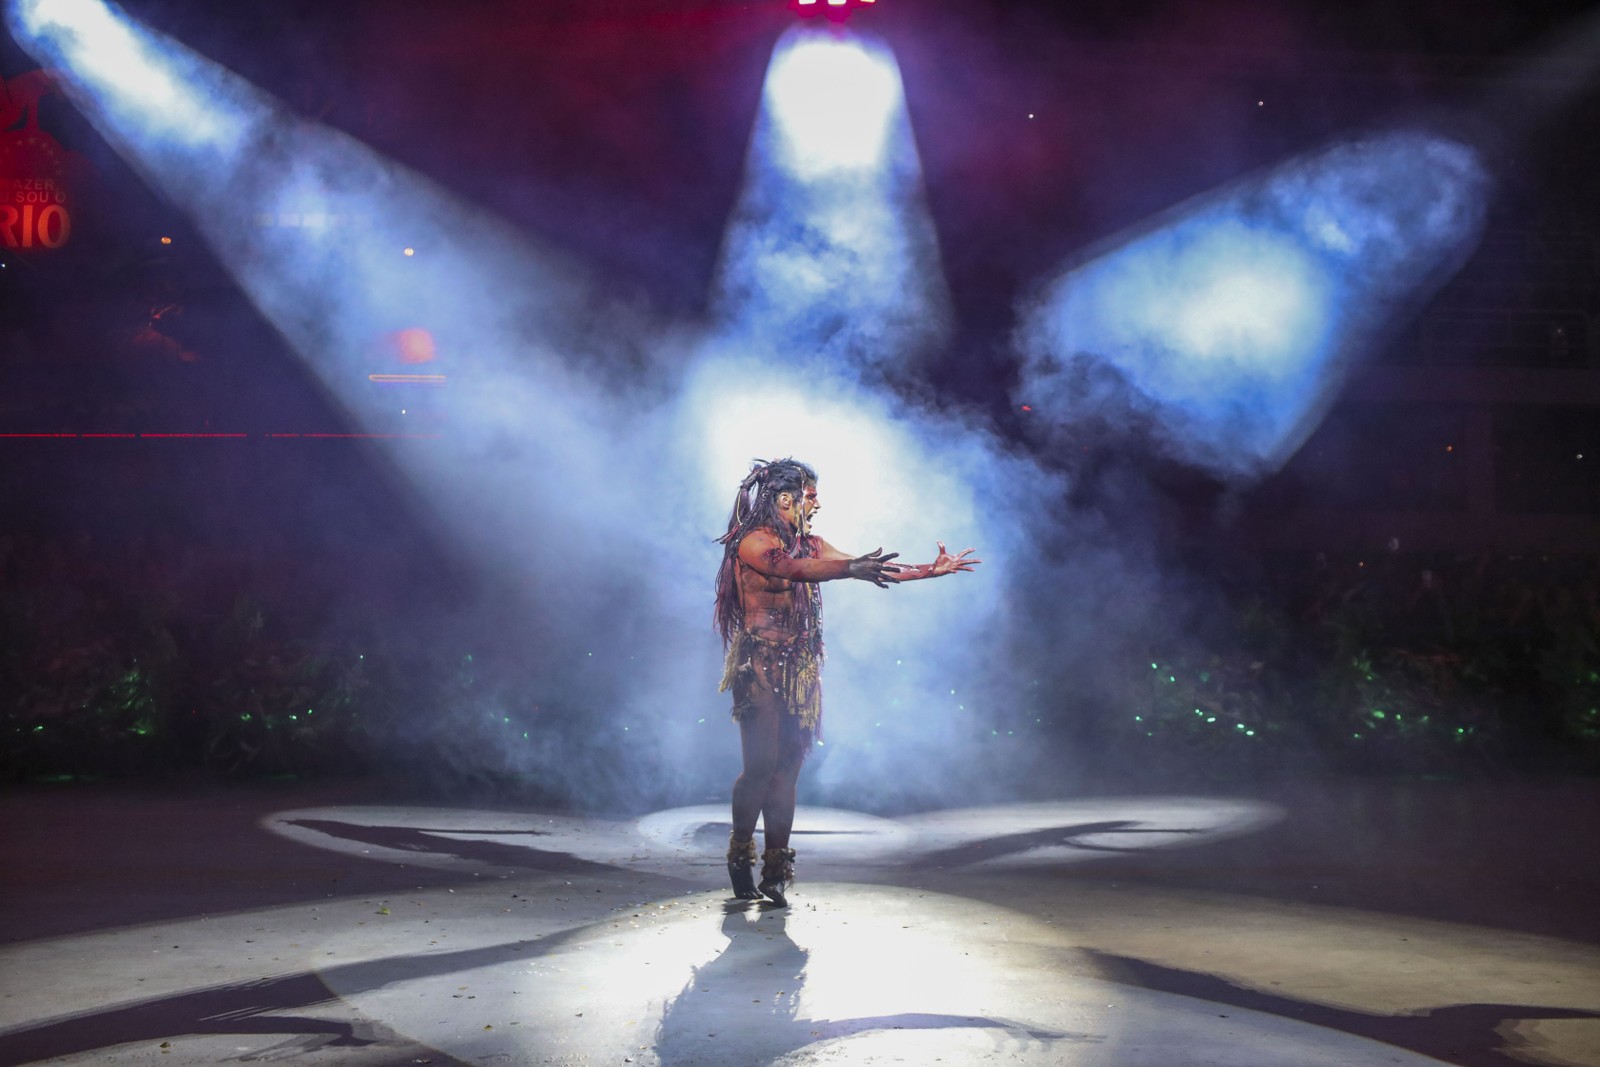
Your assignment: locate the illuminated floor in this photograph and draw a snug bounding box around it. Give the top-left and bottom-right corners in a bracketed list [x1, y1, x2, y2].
[1, 781, 1597, 1066]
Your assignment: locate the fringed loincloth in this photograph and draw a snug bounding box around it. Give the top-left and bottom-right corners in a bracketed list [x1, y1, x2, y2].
[719, 629, 823, 750]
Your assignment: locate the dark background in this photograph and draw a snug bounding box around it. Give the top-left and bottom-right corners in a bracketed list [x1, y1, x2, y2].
[2, 0, 1597, 792]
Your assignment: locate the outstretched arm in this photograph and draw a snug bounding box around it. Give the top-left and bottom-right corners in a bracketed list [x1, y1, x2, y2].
[741, 529, 901, 587]
[885, 541, 981, 581]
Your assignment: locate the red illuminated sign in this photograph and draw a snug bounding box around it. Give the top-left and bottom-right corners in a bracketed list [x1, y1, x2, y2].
[0, 70, 82, 252]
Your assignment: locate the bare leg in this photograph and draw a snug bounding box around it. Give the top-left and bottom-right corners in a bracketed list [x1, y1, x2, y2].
[732, 703, 780, 840]
[729, 701, 780, 900]
[759, 759, 803, 851]
[756, 752, 803, 907]
[730, 651, 810, 905]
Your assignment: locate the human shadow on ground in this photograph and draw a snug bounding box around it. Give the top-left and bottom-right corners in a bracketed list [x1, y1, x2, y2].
[1, 900, 1084, 1067]
[282, 817, 619, 874]
[905, 820, 1203, 869]
[1087, 949, 1600, 1067]
[652, 905, 1094, 1066]
[0, 926, 593, 1066]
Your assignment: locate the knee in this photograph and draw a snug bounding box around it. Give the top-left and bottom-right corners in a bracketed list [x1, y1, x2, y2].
[737, 760, 780, 788]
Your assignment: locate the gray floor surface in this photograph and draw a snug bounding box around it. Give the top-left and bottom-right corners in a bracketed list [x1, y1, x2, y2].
[2, 777, 1597, 1066]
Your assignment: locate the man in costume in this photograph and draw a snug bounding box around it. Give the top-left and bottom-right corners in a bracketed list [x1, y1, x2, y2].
[714, 458, 979, 905]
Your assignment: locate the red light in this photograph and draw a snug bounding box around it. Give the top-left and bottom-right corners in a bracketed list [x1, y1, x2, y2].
[793, 0, 875, 18]
[393, 327, 437, 364]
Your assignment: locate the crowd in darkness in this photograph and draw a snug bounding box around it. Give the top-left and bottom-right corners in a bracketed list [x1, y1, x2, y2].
[1, 242, 1597, 779]
[1240, 548, 1600, 763]
[3, 456, 1597, 781]
[1286, 550, 1600, 655]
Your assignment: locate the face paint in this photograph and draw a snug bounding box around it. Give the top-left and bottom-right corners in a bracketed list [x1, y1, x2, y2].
[796, 483, 818, 537]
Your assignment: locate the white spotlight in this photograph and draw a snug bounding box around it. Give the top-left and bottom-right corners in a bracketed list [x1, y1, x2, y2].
[10, 0, 244, 151]
[764, 31, 901, 179]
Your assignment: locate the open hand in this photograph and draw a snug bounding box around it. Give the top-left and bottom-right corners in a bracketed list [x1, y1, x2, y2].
[849, 548, 901, 587]
[929, 541, 980, 576]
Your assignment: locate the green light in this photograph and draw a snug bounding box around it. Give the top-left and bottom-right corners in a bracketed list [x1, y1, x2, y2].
[1150, 663, 1158, 670]
[1235, 723, 1245, 730]
[1352, 732, 1361, 739]
[32, 725, 43, 732]
[1205, 716, 1216, 724]
[1245, 730, 1255, 736]
[1133, 715, 1142, 721]
[1370, 709, 1386, 719]
[239, 713, 252, 723]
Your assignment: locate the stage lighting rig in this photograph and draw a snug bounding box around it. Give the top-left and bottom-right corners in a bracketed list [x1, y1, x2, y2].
[792, 0, 876, 21]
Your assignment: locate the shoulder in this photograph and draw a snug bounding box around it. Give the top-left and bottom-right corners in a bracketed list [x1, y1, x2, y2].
[738, 526, 784, 559]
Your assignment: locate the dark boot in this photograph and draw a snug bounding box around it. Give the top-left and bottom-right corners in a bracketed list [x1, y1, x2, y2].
[727, 834, 761, 900]
[758, 847, 796, 907]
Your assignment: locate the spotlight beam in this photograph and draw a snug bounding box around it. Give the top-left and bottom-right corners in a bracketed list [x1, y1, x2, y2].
[711, 25, 951, 383]
[10, 0, 1059, 813]
[1016, 130, 1493, 480]
[5, 0, 690, 726]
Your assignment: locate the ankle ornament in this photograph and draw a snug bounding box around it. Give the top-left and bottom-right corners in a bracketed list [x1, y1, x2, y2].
[727, 834, 761, 900]
[727, 834, 758, 867]
[759, 847, 796, 885]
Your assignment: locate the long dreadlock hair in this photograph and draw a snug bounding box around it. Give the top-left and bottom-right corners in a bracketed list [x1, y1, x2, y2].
[713, 457, 822, 650]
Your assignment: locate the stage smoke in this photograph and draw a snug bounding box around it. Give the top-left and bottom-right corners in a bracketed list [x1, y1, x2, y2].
[1016, 130, 1492, 480]
[7, 0, 710, 804]
[712, 24, 951, 385]
[14, 0, 1527, 815]
[11, 0, 1096, 812]
[676, 24, 1098, 806]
